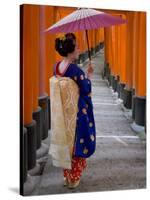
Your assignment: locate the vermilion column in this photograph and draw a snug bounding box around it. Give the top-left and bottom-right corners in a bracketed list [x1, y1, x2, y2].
[39, 5, 46, 97]
[119, 14, 127, 84]
[108, 27, 114, 75]
[91, 29, 95, 55]
[104, 27, 114, 84]
[39, 5, 56, 138]
[30, 5, 40, 112]
[21, 4, 34, 185]
[103, 28, 111, 81]
[125, 12, 134, 90]
[92, 29, 95, 48]
[22, 4, 37, 173]
[117, 25, 121, 79]
[89, 30, 92, 47]
[136, 12, 146, 97]
[132, 12, 139, 91]
[77, 31, 86, 63]
[44, 6, 56, 96]
[120, 12, 134, 108]
[132, 12, 146, 128]
[88, 30, 92, 54]
[94, 30, 98, 47]
[29, 5, 43, 151]
[114, 26, 119, 77]
[111, 26, 116, 76]
[109, 25, 119, 92]
[39, 6, 56, 96]
[100, 28, 104, 42]
[114, 24, 122, 96]
[96, 29, 99, 47]
[83, 31, 87, 52]
[76, 32, 84, 53]
[104, 28, 109, 64]
[107, 28, 111, 65]
[22, 5, 33, 125]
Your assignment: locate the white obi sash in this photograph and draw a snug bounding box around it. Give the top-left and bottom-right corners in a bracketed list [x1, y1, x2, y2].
[49, 76, 79, 169]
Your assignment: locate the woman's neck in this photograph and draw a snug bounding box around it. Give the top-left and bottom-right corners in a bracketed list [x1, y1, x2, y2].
[59, 56, 73, 73]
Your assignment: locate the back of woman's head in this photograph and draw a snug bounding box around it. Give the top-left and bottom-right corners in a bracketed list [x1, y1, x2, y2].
[55, 33, 76, 57]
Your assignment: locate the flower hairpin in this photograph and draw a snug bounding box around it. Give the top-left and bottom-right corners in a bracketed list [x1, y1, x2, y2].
[61, 35, 66, 41]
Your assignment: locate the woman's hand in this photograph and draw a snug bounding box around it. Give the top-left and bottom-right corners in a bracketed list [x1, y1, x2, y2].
[86, 61, 94, 79]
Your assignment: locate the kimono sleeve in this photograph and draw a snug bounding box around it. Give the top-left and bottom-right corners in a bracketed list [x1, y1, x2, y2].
[75, 67, 92, 96]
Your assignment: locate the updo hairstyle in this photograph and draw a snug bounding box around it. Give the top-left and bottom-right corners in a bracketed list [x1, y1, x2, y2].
[55, 33, 76, 57]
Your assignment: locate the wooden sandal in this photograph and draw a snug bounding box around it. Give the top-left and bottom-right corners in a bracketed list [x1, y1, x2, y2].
[67, 179, 80, 189]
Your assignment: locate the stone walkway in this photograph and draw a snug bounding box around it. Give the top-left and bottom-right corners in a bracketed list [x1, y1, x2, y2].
[31, 50, 146, 196]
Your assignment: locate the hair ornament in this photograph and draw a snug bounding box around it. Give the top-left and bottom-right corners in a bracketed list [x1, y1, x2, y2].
[61, 35, 66, 41]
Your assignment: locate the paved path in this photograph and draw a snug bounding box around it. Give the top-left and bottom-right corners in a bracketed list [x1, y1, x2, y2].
[31, 50, 146, 196]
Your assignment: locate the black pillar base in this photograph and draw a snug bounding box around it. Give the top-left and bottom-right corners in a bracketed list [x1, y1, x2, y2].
[32, 106, 42, 149]
[132, 89, 136, 120]
[116, 82, 120, 97]
[102, 62, 110, 80]
[110, 75, 115, 87]
[122, 88, 132, 109]
[112, 77, 118, 92]
[106, 66, 111, 83]
[116, 76, 120, 97]
[20, 126, 28, 195]
[48, 97, 51, 130]
[25, 120, 36, 170]
[132, 95, 136, 120]
[135, 96, 146, 126]
[119, 83, 126, 100]
[38, 95, 49, 140]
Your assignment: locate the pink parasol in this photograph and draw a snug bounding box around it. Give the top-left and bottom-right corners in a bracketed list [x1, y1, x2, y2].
[45, 8, 127, 60]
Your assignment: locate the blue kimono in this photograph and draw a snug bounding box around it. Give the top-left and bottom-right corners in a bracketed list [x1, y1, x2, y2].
[54, 62, 96, 158]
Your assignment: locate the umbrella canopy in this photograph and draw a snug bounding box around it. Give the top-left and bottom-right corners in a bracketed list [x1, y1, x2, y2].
[45, 8, 127, 61]
[45, 8, 126, 33]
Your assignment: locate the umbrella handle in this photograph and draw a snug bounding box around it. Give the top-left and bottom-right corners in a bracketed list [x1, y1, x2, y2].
[85, 29, 91, 61]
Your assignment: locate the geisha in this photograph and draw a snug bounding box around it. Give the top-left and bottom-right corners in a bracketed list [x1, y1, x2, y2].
[50, 33, 96, 189]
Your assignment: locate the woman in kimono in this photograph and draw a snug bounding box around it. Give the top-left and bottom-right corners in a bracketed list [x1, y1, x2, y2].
[54, 33, 96, 188]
